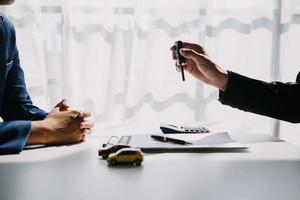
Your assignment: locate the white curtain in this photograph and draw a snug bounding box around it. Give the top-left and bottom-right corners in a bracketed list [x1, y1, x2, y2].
[1, 0, 300, 144]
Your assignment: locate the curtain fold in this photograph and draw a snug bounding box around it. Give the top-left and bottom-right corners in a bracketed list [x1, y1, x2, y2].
[1, 0, 300, 143]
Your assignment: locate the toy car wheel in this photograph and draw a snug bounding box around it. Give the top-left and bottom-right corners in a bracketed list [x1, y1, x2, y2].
[134, 159, 142, 166]
[102, 153, 108, 159]
[110, 159, 117, 165]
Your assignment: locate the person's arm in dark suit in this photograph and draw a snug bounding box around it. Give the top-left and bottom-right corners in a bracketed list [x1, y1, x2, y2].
[170, 42, 300, 123]
[219, 71, 300, 123]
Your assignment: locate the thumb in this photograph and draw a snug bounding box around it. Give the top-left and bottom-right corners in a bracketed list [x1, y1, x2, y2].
[179, 48, 196, 58]
[60, 99, 70, 111]
[54, 99, 70, 111]
[180, 48, 206, 65]
[50, 106, 60, 113]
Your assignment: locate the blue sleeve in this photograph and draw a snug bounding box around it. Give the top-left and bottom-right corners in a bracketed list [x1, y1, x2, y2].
[0, 121, 31, 154]
[1, 16, 47, 121]
[0, 13, 47, 154]
[1, 49, 48, 121]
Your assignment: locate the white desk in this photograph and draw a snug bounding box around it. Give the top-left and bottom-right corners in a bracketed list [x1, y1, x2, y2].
[1, 122, 300, 200]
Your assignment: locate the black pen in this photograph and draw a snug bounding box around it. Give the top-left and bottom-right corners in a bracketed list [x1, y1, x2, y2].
[151, 135, 192, 145]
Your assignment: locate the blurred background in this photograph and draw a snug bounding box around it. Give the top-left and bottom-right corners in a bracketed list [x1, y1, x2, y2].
[1, 0, 300, 145]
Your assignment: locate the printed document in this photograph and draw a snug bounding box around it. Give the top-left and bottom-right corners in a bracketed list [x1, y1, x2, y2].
[115, 132, 248, 152]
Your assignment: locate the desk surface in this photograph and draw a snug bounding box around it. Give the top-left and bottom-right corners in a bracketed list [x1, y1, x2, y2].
[1, 122, 300, 200]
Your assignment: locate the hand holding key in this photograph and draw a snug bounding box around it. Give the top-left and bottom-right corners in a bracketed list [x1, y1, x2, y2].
[170, 41, 228, 91]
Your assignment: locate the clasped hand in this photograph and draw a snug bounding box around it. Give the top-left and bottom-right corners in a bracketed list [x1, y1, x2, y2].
[28, 100, 94, 145]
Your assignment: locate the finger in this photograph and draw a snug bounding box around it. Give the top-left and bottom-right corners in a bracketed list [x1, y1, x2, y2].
[81, 128, 92, 134]
[54, 99, 70, 111]
[175, 64, 182, 72]
[61, 99, 70, 110]
[54, 99, 64, 108]
[78, 111, 91, 118]
[50, 106, 60, 113]
[182, 42, 196, 48]
[172, 51, 177, 60]
[68, 110, 91, 119]
[182, 42, 205, 54]
[170, 45, 175, 51]
[180, 48, 206, 66]
[80, 121, 94, 129]
[69, 110, 82, 118]
[81, 134, 86, 141]
[180, 48, 197, 58]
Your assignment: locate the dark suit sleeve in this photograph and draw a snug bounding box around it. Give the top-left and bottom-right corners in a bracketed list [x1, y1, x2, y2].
[0, 121, 31, 154]
[219, 71, 300, 123]
[0, 15, 47, 154]
[0, 49, 47, 154]
[1, 47, 47, 121]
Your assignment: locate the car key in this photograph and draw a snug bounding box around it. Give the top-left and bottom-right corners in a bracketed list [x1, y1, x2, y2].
[175, 40, 187, 81]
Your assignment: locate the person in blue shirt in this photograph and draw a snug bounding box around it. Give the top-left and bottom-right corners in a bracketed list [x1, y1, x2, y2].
[0, 0, 93, 154]
[171, 42, 300, 123]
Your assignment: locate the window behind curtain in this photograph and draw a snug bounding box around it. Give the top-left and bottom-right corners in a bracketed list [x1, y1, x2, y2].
[1, 0, 300, 145]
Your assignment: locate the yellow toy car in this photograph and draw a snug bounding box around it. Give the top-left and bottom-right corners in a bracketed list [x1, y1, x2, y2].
[107, 148, 144, 166]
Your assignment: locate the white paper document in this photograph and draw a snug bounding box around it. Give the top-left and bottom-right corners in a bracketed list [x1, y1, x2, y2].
[115, 132, 248, 152]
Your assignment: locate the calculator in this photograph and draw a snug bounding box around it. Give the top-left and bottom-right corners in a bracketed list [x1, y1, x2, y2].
[160, 123, 210, 134]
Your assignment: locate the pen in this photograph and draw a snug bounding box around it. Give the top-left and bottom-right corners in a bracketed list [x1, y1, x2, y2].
[151, 135, 192, 145]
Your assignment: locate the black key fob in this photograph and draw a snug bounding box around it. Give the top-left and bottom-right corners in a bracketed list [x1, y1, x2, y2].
[175, 41, 187, 66]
